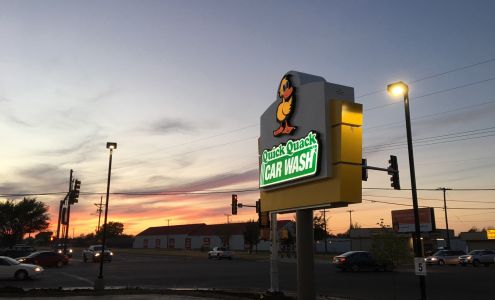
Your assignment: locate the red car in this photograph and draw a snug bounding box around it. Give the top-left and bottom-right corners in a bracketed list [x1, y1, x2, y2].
[17, 251, 68, 268]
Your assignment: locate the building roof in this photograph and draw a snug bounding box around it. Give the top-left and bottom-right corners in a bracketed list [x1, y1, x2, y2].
[136, 223, 206, 236]
[136, 220, 293, 237]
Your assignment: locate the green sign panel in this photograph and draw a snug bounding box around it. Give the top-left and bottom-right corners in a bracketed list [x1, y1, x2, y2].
[260, 131, 319, 188]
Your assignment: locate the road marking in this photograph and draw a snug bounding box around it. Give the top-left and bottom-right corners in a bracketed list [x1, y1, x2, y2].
[60, 272, 93, 285]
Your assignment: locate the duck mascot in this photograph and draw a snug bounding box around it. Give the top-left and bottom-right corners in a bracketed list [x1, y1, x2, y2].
[273, 75, 297, 137]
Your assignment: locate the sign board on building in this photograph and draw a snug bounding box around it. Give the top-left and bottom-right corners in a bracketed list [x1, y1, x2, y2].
[391, 207, 436, 233]
[487, 229, 495, 240]
[259, 71, 363, 212]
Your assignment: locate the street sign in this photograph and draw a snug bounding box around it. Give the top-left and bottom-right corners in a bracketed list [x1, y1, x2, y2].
[487, 229, 495, 240]
[414, 257, 427, 276]
[391, 207, 436, 233]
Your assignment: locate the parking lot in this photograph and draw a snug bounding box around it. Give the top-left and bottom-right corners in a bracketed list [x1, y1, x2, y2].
[1, 249, 494, 299]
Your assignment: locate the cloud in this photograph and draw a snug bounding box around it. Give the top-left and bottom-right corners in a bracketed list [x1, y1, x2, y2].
[148, 118, 197, 135]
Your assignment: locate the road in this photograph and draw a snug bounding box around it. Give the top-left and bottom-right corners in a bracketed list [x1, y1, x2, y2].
[1, 250, 493, 299]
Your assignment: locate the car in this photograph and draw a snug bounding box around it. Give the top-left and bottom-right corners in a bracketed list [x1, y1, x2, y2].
[425, 249, 466, 265]
[208, 247, 233, 260]
[82, 245, 113, 262]
[332, 251, 394, 272]
[0, 256, 44, 280]
[16, 251, 68, 268]
[53, 244, 73, 258]
[459, 250, 495, 267]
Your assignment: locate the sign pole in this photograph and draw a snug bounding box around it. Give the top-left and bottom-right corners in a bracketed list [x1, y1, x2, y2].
[296, 209, 315, 300]
[269, 212, 279, 293]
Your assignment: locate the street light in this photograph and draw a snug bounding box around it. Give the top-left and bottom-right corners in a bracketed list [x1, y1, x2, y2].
[387, 81, 426, 300]
[94, 142, 117, 290]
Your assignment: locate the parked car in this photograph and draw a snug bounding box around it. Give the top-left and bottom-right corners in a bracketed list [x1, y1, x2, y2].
[0, 244, 37, 259]
[16, 251, 68, 268]
[426, 250, 466, 265]
[53, 244, 73, 258]
[0, 256, 44, 280]
[332, 251, 394, 272]
[208, 247, 233, 260]
[83, 245, 113, 262]
[459, 250, 495, 267]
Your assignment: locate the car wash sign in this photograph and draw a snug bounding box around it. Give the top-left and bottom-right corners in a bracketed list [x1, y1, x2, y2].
[260, 131, 319, 187]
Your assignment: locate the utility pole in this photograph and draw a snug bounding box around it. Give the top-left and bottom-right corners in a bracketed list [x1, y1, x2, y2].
[166, 219, 170, 249]
[437, 187, 452, 249]
[224, 214, 231, 224]
[347, 210, 354, 231]
[320, 209, 328, 253]
[95, 197, 103, 234]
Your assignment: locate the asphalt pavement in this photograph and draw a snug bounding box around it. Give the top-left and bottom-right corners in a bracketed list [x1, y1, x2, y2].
[1, 249, 494, 299]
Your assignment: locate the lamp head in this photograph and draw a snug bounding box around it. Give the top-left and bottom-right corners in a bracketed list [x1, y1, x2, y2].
[387, 81, 409, 98]
[106, 142, 117, 150]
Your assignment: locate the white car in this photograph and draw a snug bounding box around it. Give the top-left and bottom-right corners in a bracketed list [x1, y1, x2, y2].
[208, 247, 233, 260]
[0, 256, 44, 280]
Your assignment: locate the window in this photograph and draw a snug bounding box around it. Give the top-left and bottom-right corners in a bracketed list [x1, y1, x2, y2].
[155, 239, 161, 248]
[0, 258, 9, 266]
[185, 238, 191, 250]
[143, 239, 149, 248]
[168, 238, 175, 249]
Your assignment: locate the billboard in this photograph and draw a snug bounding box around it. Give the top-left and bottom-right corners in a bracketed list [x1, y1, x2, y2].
[259, 71, 363, 212]
[391, 207, 436, 233]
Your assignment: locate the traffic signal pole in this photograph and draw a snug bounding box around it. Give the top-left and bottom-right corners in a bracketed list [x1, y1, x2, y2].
[64, 169, 73, 254]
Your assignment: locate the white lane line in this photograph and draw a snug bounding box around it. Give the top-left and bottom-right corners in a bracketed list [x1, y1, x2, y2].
[60, 272, 93, 285]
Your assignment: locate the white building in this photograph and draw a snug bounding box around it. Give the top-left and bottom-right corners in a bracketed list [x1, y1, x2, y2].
[133, 221, 294, 251]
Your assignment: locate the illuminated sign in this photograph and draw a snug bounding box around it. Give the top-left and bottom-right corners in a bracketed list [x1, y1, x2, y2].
[260, 131, 319, 187]
[487, 229, 495, 240]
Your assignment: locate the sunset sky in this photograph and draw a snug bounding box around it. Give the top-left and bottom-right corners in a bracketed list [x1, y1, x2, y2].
[1, 0, 495, 237]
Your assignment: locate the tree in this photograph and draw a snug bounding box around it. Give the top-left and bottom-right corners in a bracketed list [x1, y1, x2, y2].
[371, 230, 411, 266]
[243, 220, 260, 254]
[0, 198, 50, 247]
[96, 221, 125, 239]
[313, 213, 328, 242]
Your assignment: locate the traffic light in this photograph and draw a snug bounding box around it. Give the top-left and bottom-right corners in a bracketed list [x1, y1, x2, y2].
[70, 179, 81, 204]
[388, 155, 400, 190]
[362, 158, 368, 181]
[231, 194, 238, 215]
[256, 199, 261, 214]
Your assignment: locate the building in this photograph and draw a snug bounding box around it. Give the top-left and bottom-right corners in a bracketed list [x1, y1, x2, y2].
[133, 221, 294, 251]
[459, 231, 495, 251]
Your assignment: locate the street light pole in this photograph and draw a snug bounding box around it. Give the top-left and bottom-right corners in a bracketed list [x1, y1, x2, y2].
[94, 142, 117, 290]
[388, 81, 426, 300]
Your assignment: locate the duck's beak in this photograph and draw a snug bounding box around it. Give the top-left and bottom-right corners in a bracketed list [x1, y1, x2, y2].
[282, 86, 293, 100]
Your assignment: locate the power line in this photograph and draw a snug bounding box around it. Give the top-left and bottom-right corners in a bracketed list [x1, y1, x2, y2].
[364, 126, 495, 151]
[363, 198, 495, 210]
[366, 98, 495, 130]
[355, 57, 495, 99]
[363, 193, 495, 204]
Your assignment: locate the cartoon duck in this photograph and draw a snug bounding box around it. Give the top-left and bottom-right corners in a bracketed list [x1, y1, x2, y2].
[273, 76, 296, 136]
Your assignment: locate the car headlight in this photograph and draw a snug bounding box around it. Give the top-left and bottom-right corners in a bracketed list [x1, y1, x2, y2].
[431, 257, 437, 261]
[95, 252, 100, 257]
[18, 258, 25, 262]
[69, 249, 73, 253]
[110, 252, 114, 256]
[34, 267, 42, 272]
[466, 255, 472, 259]
[58, 250, 62, 253]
